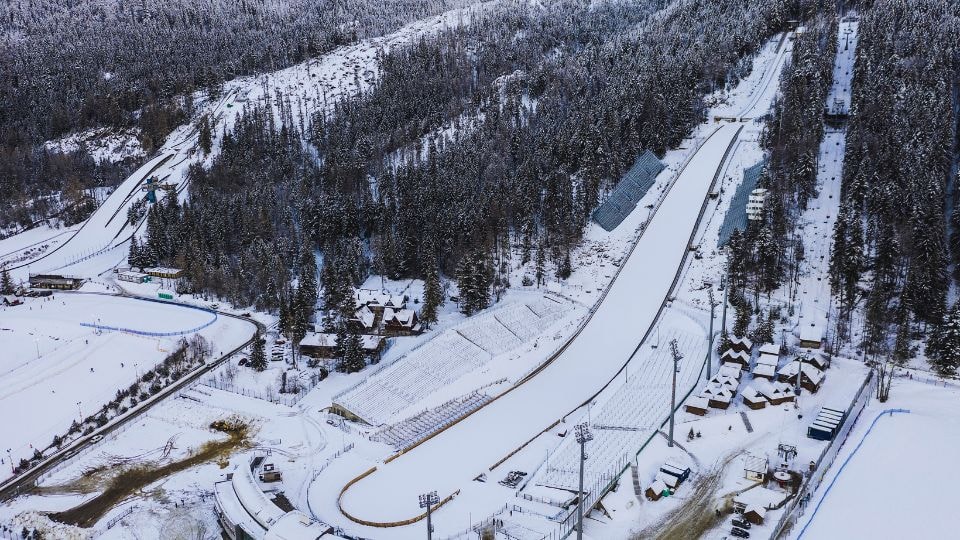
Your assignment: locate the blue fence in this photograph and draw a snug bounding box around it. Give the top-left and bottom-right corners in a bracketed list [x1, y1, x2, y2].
[80, 299, 218, 337]
[796, 408, 911, 539]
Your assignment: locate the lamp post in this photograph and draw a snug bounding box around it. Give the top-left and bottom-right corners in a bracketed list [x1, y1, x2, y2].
[419, 491, 439, 540]
[707, 287, 720, 380]
[668, 339, 683, 447]
[575, 423, 593, 540]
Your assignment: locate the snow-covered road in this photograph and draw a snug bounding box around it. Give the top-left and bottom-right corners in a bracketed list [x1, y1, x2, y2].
[336, 122, 743, 525]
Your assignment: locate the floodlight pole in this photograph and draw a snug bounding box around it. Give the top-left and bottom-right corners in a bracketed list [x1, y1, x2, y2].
[707, 287, 719, 381]
[668, 339, 683, 447]
[575, 423, 593, 540]
[419, 491, 439, 540]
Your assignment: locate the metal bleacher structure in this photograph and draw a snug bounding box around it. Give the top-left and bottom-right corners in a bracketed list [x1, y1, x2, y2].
[371, 388, 497, 450]
[333, 297, 567, 427]
[531, 330, 706, 495]
[591, 150, 667, 232]
[717, 158, 768, 247]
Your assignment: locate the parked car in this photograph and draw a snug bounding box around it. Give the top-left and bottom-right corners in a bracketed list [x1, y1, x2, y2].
[241, 312, 251, 317]
[732, 519, 752, 530]
[90, 434, 103, 443]
[731, 527, 750, 538]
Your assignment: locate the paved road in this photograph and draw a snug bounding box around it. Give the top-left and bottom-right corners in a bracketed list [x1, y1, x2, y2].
[0, 292, 261, 502]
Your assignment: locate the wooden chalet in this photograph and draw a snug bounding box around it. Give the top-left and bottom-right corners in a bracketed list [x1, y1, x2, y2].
[777, 361, 825, 393]
[800, 351, 830, 370]
[383, 308, 422, 336]
[751, 362, 777, 381]
[354, 288, 406, 314]
[299, 333, 386, 361]
[720, 348, 751, 368]
[756, 381, 795, 405]
[799, 322, 824, 349]
[702, 386, 734, 410]
[685, 396, 709, 416]
[744, 504, 767, 525]
[740, 386, 767, 410]
[348, 305, 377, 332]
[728, 336, 753, 354]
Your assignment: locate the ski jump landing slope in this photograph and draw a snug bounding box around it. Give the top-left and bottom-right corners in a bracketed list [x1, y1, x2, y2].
[338, 122, 742, 525]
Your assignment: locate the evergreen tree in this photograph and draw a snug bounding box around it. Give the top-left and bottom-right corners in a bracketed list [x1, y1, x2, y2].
[456, 248, 493, 315]
[249, 336, 267, 371]
[128, 236, 144, 270]
[198, 114, 213, 155]
[0, 265, 13, 295]
[927, 303, 960, 378]
[421, 262, 443, 328]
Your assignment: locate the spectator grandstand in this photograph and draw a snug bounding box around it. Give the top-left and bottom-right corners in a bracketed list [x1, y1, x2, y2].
[592, 150, 666, 231]
[333, 296, 568, 426]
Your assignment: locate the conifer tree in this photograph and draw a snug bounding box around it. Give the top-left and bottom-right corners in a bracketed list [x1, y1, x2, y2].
[249, 336, 267, 371]
[0, 265, 13, 295]
[927, 303, 960, 378]
[198, 115, 213, 155]
[421, 262, 443, 328]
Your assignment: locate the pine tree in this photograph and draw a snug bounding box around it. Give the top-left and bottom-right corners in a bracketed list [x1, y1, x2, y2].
[198, 114, 213, 155]
[0, 265, 13, 295]
[456, 248, 492, 315]
[927, 303, 960, 378]
[249, 336, 267, 371]
[128, 236, 143, 270]
[421, 262, 443, 327]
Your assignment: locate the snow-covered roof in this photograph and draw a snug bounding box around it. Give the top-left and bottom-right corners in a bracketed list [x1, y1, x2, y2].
[214, 480, 266, 539]
[647, 479, 669, 494]
[799, 351, 828, 368]
[756, 353, 779, 367]
[351, 305, 375, 328]
[745, 504, 768, 518]
[385, 307, 417, 326]
[144, 266, 182, 274]
[709, 374, 738, 388]
[778, 361, 824, 384]
[264, 510, 330, 540]
[719, 363, 742, 379]
[743, 453, 768, 473]
[299, 333, 383, 351]
[741, 386, 764, 400]
[752, 363, 776, 377]
[118, 271, 148, 278]
[233, 464, 286, 529]
[800, 322, 824, 342]
[754, 380, 793, 399]
[730, 336, 753, 348]
[655, 472, 680, 488]
[686, 396, 709, 409]
[721, 349, 751, 362]
[355, 288, 405, 309]
[758, 343, 780, 357]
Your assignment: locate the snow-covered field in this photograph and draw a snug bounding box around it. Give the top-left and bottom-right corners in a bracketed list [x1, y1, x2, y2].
[0, 293, 254, 481]
[793, 378, 960, 539]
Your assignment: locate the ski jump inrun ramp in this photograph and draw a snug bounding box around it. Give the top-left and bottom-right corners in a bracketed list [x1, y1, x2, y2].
[338, 122, 744, 526]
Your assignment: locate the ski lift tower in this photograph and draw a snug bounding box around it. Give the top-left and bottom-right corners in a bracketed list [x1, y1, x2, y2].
[141, 176, 177, 203]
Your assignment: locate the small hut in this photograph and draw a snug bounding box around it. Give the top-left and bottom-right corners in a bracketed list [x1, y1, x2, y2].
[744, 504, 767, 525]
[720, 349, 751, 368]
[645, 479, 670, 501]
[741, 386, 767, 410]
[685, 396, 709, 416]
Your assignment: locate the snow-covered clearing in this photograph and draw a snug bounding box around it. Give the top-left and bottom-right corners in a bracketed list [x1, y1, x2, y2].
[44, 128, 146, 165]
[792, 378, 960, 540]
[0, 293, 254, 482]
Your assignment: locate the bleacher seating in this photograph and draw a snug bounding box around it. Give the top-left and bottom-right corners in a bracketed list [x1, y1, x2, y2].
[718, 159, 768, 247]
[592, 150, 666, 231]
[334, 296, 568, 426]
[373, 391, 493, 450]
[533, 329, 706, 492]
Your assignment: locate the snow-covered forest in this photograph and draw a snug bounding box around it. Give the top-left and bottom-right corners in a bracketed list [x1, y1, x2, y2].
[828, 0, 959, 373]
[135, 0, 819, 317]
[0, 0, 476, 230]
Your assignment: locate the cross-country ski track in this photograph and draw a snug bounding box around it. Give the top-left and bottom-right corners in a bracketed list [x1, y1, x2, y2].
[333, 121, 744, 529]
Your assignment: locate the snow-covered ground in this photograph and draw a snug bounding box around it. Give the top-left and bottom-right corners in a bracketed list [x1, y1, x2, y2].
[0, 293, 255, 482]
[791, 377, 960, 539]
[44, 128, 146, 165]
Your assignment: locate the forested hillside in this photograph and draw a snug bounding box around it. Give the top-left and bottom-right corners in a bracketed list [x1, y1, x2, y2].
[0, 0, 476, 231]
[135, 0, 819, 326]
[828, 0, 959, 366]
